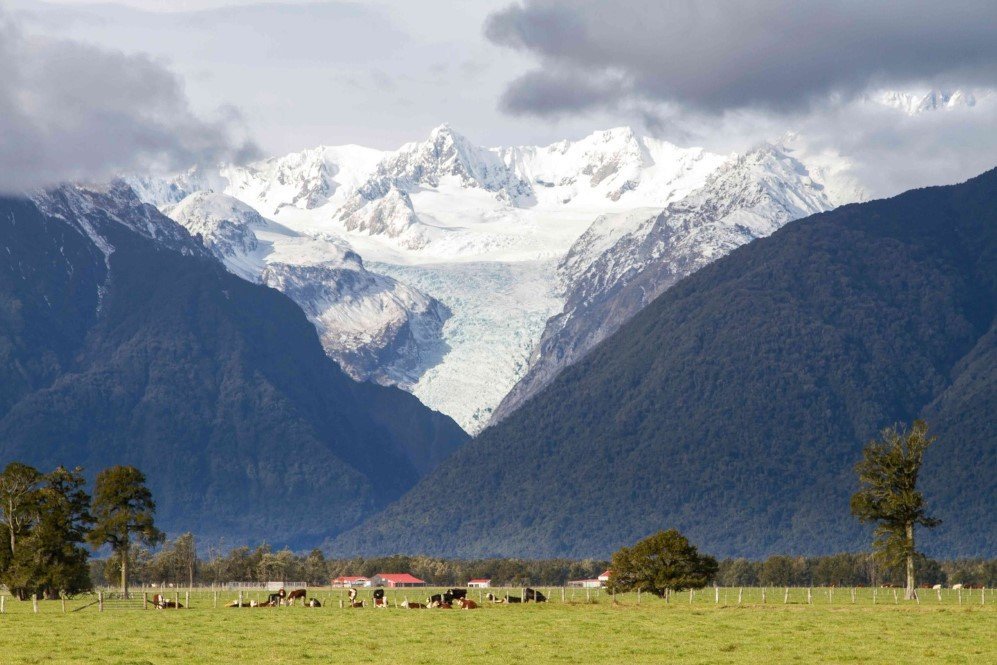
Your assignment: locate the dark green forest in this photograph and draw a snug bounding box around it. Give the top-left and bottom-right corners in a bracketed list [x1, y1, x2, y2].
[332, 169, 996, 559]
[0, 188, 467, 549]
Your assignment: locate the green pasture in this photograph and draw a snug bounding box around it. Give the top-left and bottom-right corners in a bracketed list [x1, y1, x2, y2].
[0, 587, 993, 663]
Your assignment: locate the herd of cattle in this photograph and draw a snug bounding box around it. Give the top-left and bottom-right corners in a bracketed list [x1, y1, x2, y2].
[347, 586, 549, 609]
[148, 586, 553, 611]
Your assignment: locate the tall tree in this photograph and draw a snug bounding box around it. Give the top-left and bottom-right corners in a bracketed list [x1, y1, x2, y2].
[0, 463, 42, 564]
[851, 420, 940, 600]
[87, 466, 164, 597]
[607, 529, 718, 598]
[22, 467, 94, 599]
[172, 533, 197, 589]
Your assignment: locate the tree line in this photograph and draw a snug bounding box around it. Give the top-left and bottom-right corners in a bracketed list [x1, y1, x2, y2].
[84, 537, 997, 590]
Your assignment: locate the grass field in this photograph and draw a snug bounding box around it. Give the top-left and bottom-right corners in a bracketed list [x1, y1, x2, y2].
[0, 587, 993, 663]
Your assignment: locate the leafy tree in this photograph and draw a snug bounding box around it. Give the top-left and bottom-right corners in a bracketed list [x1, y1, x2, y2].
[19, 467, 94, 598]
[851, 420, 940, 600]
[87, 466, 164, 597]
[0, 463, 43, 563]
[303, 548, 327, 586]
[0, 463, 43, 599]
[172, 533, 198, 589]
[607, 529, 718, 598]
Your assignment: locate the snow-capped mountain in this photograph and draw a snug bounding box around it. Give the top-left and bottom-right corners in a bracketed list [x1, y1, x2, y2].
[132, 125, 862, 432]
[166, 191, 449, 387]
[873, 88, 992, 115]
[491, 142, 855, 424]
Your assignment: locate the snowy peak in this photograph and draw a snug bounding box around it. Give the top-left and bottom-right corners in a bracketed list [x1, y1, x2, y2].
[34, 181, 208, 260]
[873, 88, 991, 115]
[167, 192, 267, 277]
[340, 186, 427, 249]
[351, 124, 533, 205]
[223, 144, 386, 216]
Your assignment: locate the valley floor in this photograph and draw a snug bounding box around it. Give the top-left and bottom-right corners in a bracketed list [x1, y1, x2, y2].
[1, 588, 993, 663]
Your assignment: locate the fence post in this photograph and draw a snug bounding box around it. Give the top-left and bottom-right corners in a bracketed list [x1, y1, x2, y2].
[982, 587, 986, 606]
[851, 588, 856, 604]
[873, 588, 877, 604]
[958, 588, 962, 605]
[738, 588, 743, 605]
[32, 594, 38, 614]
[143, 592, 148, 610]
[99, 591, 104, 612]
[585, 588, 590, 602]
[716, 587, 720, 604]
[893, 589, 898, 604]
[784, 587, 789, 604]
[238, 590, 243, 608]
[561, 587, 565, 603]
[61, 596, 67, 614]
[213, 590, 218, 609]
[1, 595, 5, 613]
[185, 591, 190, 609]
[761, 588, 766, 604]
[175, 591, 180, 610]
[807, 587, 812, 605]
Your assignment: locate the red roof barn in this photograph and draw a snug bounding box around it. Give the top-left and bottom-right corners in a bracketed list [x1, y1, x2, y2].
[370, 573, 426, 587]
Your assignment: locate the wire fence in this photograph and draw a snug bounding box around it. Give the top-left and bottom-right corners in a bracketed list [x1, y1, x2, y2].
[0, 584, 992, 614]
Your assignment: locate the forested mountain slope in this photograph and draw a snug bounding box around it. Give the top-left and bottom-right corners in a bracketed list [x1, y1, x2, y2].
[0, 184, 467, 547]
[330, 169, 996, 558]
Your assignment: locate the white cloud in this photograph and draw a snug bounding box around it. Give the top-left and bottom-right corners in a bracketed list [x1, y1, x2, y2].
[0, 9, 256, 193]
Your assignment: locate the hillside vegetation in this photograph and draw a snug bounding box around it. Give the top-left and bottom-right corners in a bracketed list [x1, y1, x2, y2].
[332, 169, 996, 558]
[0, 187, 467, 548]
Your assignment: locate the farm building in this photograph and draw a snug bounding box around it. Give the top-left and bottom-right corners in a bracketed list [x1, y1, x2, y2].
[370, 573, 426, 588]
[598, 570, 612, 586]
[567, 579, 602, 588]
[467, 579, 491, 588]
[331, 576, 371, 588]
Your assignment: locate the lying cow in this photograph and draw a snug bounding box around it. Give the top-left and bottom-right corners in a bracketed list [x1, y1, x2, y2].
[151, 594, 183, 609]
[524, 588, 547, 603]
[286, 589, 307, 606]
[455, 598, 478, 609]
[373, 588, 388, 608]
[485, 593, 503, 603]
[307, 598, 321, 608]
[401, 599, 426, 609]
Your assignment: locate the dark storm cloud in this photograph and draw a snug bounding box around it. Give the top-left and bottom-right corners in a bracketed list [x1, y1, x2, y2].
[0, 10, 257, 193]
[485, 0, 997, 115]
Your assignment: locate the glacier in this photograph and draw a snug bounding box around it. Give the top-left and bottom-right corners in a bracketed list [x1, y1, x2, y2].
[130, 124, 866, 433]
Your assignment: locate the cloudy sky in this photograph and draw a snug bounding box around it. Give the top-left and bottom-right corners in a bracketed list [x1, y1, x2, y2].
[3, 0, 996, 194]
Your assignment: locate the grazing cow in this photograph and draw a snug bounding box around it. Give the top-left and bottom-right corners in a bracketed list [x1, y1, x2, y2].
[286, 589, 307, 606]
[447, 588, 468, 600]
[524, 588, 547, 603]
[307, 598, 321, 608]
[373, 588, 388, 608]
[455, 598, 478, 609]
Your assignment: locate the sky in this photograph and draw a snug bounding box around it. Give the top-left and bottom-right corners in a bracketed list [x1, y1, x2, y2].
[2, 0, 996, 195]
